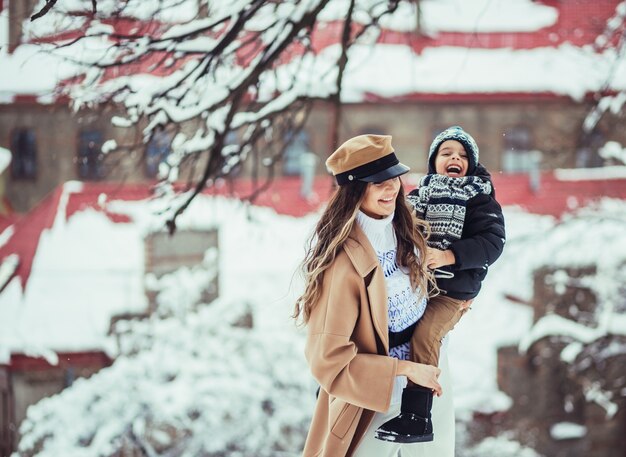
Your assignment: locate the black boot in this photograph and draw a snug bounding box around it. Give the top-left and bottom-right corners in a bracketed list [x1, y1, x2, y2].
[374, 386, 434, 443]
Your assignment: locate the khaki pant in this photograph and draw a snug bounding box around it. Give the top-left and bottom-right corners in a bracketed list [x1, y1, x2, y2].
[410, 295, 467, 368]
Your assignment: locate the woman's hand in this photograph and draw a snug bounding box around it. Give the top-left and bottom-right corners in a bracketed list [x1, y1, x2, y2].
[425, 247, 455, 269]
[397, 360, 443, 396]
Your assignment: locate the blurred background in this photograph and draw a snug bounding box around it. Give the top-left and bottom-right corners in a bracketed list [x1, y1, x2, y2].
[0, 0, 625, 456]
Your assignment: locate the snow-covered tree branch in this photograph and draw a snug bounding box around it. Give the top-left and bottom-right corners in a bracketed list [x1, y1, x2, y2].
[26, 0, 410, 231]
[579, 2, 626, 152]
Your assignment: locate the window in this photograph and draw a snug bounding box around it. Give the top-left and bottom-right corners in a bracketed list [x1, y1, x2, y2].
[502, 126, 538, 173]
[145, 128, 172, 178]
[64, 367, 76, 388]
[10, 128, 37, 179]
[282, 130, 311, 176]
[576, 130, 605, 168]
[77, 130, 104, 180]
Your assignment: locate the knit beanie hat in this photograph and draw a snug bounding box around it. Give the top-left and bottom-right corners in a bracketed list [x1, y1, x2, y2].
[428, 126, 479, 175]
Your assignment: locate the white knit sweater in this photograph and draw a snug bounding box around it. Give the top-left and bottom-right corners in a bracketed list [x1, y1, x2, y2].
[356, 210, 427, 403]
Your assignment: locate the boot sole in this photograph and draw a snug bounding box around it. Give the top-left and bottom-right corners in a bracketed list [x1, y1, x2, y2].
[374, 431, 434, 443]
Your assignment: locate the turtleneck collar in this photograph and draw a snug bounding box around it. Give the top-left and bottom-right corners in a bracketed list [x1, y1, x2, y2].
[357, 210, 394, 232]
[356, 210, 396, 253]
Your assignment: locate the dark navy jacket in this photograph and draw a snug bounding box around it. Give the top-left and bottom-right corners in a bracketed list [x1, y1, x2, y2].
[408, 164, 506, 300]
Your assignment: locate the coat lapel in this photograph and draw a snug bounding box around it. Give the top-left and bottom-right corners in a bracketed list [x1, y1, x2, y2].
[343, 224, 390, 353]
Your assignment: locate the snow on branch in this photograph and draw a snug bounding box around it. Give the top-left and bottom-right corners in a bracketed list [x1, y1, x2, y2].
[518, 313, 626, 354]
[14, 292, 313, 457]
[580, 1, 626, 137]
[30, 0, 61, 21]
[0, 254, 19, 292]
[26, 0, 402, 229]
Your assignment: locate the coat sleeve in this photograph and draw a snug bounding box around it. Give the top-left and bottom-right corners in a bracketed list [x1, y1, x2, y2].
[304, 255, 398, 413]
[448, 194, 506, 271]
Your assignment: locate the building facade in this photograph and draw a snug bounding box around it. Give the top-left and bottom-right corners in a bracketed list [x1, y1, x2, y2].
[3, 95, 624, 213]
[2, 0, 625, 213]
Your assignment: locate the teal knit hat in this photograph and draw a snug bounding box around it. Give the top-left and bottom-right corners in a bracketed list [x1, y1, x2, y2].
[428, 126, 479, 175]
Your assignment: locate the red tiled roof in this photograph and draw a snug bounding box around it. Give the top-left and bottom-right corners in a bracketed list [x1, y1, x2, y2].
[490, 171, 626, 213]
[0, 213, 18, 234]
[0, 187, 62, 291]
[4, 351, 112, 372]
[311, 0, 621, 52]
[0, 183, 151, 290]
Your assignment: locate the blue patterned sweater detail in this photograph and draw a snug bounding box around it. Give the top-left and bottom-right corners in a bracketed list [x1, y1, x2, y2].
[356, 211, 426, 361]
[378, 249, 427, 360]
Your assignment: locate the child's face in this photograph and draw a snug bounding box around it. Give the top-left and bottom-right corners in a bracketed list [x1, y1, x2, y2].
[360, 177, 401, 219]
[434, 140, 469, 177]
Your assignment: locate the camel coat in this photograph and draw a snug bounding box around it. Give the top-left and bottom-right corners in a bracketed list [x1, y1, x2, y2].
[302, 223, 399, 457]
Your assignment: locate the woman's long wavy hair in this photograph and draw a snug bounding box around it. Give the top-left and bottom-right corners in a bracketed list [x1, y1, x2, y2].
[293, 179, 435, 325]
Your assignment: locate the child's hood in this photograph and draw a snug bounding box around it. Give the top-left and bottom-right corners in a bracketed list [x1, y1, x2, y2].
[473, 163, 496, 197]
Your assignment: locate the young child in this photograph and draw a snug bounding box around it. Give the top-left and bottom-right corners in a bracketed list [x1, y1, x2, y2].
[375, 125, 506, 443]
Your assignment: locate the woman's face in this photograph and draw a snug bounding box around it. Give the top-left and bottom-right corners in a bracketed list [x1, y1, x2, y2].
[434, 140, 469, 177]
[360, 177, 401, 219]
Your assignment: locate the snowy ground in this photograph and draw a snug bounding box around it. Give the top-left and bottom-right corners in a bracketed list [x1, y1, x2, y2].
[9, 194, 626, 456]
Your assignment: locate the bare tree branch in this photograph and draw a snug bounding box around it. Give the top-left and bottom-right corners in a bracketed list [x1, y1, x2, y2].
[31, 0, 59, 21]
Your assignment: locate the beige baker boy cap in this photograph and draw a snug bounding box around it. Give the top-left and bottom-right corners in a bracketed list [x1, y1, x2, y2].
[326, 134, 410, 185]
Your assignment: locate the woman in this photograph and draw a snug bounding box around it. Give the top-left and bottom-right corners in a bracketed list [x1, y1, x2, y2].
[294, 134, 455, 457]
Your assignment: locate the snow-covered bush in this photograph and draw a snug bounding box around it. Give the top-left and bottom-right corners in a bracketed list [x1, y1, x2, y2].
[13, 196, 317, 457]
[15, 296, 313, 457]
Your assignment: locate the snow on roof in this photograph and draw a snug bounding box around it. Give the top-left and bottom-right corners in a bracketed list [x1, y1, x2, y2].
[23, 0, 202, 38]
[0, 206, 147, 365]
[0, 5, 81, 102]
[0, 182, 152, 364]
[419, 0, 558, 33]
[319, 0, 558, 32]
[1, 0, 624, 103]
[0, 43, 81, 102]
[335, 42, 626, 102]
[519, 312, 626, 354]
[0, 181, 312, 365]
[555, 165, 626, 181]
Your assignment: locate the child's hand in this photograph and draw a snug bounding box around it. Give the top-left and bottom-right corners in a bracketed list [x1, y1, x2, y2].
[425, 247, 455, 269]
